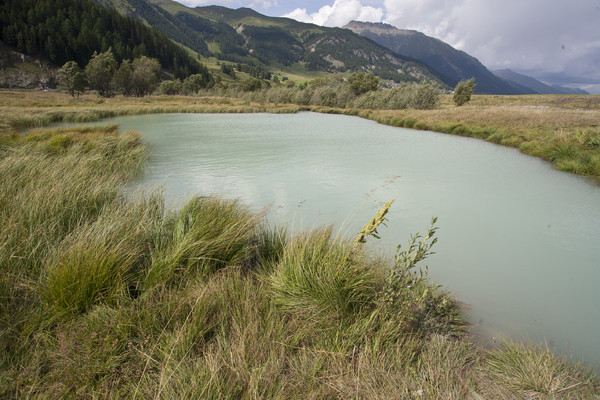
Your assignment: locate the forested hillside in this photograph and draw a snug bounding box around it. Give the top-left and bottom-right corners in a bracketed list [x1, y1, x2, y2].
[97, 0, 446, 85]
[95, 0, 211, 56]
[0, 0, 209, 79]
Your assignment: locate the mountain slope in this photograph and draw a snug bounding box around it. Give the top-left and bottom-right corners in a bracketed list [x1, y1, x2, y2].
[94, 0, 210, 55]
[191, 5, 446, 83]
[344, 21, 520, 94]
[96, 0, 446, 85]
[493, 69, 589, 95]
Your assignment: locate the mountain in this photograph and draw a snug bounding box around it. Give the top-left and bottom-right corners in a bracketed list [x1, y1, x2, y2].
[96, 0, 447, 85]
[493, 69, 589, 95]
[344, 21, 520, 95]
[0, 0, 208, 79]
[94, 0, 211, 55]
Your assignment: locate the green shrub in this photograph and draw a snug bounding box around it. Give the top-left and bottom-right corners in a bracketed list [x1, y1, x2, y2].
[240, 78, 263, 92]
[160, 80, 183, 95]
[410, 82, 441, 109]
[348, 71, 379, 95]
[453, 78, 476, 106]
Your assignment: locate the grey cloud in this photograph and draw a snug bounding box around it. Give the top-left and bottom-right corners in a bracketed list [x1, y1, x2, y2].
[383, 0, 600, 91]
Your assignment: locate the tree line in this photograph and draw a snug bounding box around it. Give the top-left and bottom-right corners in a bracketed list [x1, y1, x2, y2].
[1, 0, 209, 80]
[58, 49, 214, 97]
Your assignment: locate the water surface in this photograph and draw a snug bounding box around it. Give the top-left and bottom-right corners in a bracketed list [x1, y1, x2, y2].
[95, 112, 600, 368]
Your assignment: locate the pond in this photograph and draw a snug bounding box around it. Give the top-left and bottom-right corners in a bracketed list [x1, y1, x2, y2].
[89, 112, 600, 368]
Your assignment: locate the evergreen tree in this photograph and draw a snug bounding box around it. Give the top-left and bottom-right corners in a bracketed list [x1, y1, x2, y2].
[0, 0, 208, 80]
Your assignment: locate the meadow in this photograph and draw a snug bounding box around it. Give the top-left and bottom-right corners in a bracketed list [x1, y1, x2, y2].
[1, 90, 600, 398]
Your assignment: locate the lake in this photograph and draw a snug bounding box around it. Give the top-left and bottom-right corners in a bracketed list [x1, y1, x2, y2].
[86, 112, 600, 368]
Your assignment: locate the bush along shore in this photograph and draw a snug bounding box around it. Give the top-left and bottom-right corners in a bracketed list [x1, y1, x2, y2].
[1, 123, 599, 397]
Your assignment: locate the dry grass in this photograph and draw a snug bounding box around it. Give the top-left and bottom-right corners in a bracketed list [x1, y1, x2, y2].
[0, 91, 299, 135]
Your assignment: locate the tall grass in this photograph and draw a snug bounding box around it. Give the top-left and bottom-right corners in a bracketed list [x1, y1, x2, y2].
[42, 195, 164, 316]
[269, 227, 382, 326]
[146, 196, 261, 287]
[477, 341, 600, 399]
[1, 120, 599, 398]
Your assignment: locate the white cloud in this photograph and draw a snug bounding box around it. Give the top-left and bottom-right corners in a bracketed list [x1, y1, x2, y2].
[249, 0, 277, 9]
[175, 0, 232, 6]
[172, 0, 600, 91]
[283, 0, 383, 27]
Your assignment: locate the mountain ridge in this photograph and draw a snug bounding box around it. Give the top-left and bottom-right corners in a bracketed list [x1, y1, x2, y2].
[344, 21, 519, 94]
[493, 69, 589, 95]
[97, 0, 449, 85]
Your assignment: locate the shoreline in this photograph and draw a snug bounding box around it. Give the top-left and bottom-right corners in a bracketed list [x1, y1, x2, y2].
[2, 90, 599, 184]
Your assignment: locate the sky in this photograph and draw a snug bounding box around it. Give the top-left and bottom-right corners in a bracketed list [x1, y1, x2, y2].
[175, 0, 600, 93]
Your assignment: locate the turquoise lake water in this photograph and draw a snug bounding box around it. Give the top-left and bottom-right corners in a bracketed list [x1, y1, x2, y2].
[79, 112, 600, 368]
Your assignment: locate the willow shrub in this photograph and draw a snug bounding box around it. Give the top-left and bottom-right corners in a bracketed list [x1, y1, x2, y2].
[198, 76, 442, 110]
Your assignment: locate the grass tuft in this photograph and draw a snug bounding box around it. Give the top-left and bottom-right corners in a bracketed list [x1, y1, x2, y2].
[479, 341, 600, 399]
[147, 196, 260, 286]
[269, 227, 381, 325]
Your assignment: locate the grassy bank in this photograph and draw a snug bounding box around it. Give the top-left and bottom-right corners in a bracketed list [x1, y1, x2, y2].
[0, 91, 302, 135]
[1, 91, 599, 183]
[1, 121, 599, 397]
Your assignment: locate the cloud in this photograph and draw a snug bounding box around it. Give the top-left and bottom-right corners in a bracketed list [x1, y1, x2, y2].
[172, 0, 600, 91]
[249, 0, 277, 8]
[382, 0, 600, 89]
[283, 0, 383, 27]
[175, 0, 232, 6]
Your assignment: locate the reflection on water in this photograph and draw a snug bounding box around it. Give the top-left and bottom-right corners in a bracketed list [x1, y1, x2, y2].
[86, 112, 600, 369]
